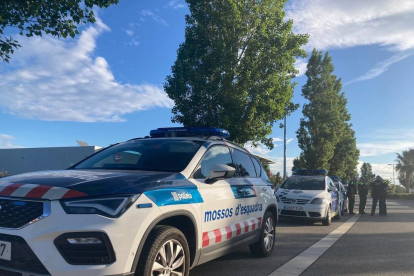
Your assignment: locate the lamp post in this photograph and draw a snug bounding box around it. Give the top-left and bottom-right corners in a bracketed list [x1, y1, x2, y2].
[388, 164, 395, 185]
[283, 114, 287, 180]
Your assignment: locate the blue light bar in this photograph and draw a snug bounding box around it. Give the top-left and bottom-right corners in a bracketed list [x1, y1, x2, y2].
[150, 127, 230, 139]
[294, 169, 328, 176]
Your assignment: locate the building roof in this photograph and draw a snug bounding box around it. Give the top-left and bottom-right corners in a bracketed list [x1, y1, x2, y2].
[254, 155, 276, 164]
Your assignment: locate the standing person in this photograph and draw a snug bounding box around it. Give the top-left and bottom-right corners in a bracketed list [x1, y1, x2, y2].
[347, 177, 358, 215]
[358, 179, 368, 214]
[379, 180, 389, 216]
[371, 176, 384, 216]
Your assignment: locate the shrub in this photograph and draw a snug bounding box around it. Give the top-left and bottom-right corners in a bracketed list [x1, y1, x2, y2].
[0, 171, 9, 178]
[388, 193, 414, 200]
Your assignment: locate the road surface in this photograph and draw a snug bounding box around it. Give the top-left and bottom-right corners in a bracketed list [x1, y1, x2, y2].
[191, 196, 414, 276]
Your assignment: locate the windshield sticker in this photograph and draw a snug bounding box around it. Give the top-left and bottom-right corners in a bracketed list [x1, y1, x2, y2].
[113, 153, 123, 163]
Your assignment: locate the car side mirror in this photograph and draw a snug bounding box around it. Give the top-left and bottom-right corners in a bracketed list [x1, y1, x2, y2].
[205, 164, 236, 184]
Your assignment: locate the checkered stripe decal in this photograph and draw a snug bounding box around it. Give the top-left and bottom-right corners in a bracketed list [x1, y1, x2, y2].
[202, 217, 262, 248]
[0, 183, 87, 200]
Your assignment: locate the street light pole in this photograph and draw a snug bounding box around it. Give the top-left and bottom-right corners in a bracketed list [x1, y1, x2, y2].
[388, 164, 395, 185]
[283, 114, 287, 180]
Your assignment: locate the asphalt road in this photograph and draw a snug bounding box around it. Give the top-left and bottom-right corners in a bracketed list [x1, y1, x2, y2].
[191, 196, 414, 276]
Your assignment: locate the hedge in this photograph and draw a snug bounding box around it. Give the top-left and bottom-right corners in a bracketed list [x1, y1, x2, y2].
[388, 193, 414, 200]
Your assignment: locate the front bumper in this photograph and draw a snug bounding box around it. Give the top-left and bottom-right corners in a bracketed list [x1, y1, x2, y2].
[0, 197, 161, 276]
[277, 203, 327, 219]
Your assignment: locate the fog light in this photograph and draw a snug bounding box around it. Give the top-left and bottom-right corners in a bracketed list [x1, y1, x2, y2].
[67, 237, 102, 245]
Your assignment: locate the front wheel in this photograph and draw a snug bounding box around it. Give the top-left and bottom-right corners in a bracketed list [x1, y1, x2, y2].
[135, 226, 190, 276]
[250, 211, 276, 257]
[322, 206, 332, 226]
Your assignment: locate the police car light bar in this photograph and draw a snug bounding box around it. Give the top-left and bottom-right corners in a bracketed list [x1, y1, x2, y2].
[150, 127, 230, 139]
[330, 176, 341, 181]
[294, 169, 328, 176]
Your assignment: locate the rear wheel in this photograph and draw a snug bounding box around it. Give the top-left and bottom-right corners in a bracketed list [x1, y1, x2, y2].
[135, 226, 190, 276]
[322, 206, 332, 226]
[250, 211, 276, 257]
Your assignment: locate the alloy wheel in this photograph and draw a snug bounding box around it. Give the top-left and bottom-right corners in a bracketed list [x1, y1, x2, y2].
[264, 217, 275, 251]
[152, 239, 185, 276]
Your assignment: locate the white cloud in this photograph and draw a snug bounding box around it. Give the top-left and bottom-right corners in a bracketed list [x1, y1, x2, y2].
[166, 0, 186, 9]
[286, 0, 414, 52]
[129, 38, 140, 46]
[125, 29, 134, 36]
[141, 10, 168, 26]
[346, 52, 413, 85]
[0, 19, 173, 122]
[358, 129, 414, 157]
[294, 58, 307, 77]
[286, 0, 414, 82]
[245, 137, 293, 157]
[0, 135, 21, 149]
[269, 157, 295, 176]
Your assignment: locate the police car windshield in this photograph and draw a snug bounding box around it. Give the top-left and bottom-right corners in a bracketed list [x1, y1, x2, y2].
[73, 139, 204, 172]
[281, 176, 325, 190]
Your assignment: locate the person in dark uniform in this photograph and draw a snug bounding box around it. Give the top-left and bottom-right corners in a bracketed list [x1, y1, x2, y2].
[379, 179, 389, 216]
[347, 177, 358, 215]
[371, 176, 385, 216]
[358, 179, 368, 214]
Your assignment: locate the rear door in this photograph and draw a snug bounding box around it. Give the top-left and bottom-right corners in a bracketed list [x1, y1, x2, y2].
[231, 149, 266, 240]
[193, 145, 244, 255]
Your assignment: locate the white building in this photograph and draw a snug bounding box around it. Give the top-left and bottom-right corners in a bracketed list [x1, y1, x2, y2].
[0, 146, 101, 175]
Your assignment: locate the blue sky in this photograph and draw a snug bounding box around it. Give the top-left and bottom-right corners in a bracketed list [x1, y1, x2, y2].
[1, 0, 414, 181]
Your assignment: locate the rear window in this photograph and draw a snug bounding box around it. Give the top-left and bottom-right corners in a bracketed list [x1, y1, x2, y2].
[281, 176, 326, 190]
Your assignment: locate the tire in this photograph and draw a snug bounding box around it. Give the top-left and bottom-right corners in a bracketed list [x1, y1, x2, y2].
[322, 206, 332, 226]
[249, 211, 276, 257]
[135, 226, 190, 276]
[334, 204, 342, 220]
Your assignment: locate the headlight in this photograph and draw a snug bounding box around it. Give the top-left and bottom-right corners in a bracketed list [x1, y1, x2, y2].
[61, 195, 140, 218]
[310, 198, 326, 204]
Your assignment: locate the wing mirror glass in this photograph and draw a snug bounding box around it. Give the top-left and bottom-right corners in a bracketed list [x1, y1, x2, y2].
[205, 164, 236, 184]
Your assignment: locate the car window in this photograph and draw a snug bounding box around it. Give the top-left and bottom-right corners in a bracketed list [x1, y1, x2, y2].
[193, 146, 235, 179]
[251, 157, 262, 177]
[232, 149, 257, 177]
[74, 139, 203, 172]
[281, 176, 325, 190]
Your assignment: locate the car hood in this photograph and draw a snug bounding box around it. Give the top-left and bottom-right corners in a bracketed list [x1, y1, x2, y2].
[0, 170, 188, 200]
[277, 189, 325, 200]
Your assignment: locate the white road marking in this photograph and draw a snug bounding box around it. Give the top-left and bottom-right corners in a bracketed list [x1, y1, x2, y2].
[268, 215, 361, 276]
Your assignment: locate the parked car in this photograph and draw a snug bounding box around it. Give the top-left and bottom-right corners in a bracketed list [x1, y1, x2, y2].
[276, 170, 341, 226]
[0, 127, 278, 276]
[331, 176, 348, 214]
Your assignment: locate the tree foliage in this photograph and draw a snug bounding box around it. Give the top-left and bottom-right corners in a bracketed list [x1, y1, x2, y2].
[360, 162, 375, 184]
[0, 0, 119, 62]
[165, 0, 308, 149]
[269, 172, 283, 187]
[295, 50, 359, 179]
[395, 149, 414, 193]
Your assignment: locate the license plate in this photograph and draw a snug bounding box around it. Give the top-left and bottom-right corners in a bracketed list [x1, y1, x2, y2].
[0, 241, 11, 261]
[284, 205, 303, 211]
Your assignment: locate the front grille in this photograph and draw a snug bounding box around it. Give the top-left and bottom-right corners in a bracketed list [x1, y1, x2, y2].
[281, 210, 307, 217]
[0, 234, 50, 275]
[55, 232, 116, 265]
[0, 199, 44, 229]
[281, 198, 310, 205]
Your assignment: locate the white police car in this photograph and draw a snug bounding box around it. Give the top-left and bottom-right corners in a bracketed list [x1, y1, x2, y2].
[276, 170, 341, 226]
[0, 127, 277, 276]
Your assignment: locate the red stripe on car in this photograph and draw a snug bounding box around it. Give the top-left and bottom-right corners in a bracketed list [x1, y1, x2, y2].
[25, 185, 53, 198]
[0, 183, 24, 196]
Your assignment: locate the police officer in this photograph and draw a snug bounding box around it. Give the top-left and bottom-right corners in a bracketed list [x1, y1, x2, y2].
[371, 176, 386, 216]
[379, 179, 389, 216]
[347, 177, 358, 215]
[358, 179, 368, 214]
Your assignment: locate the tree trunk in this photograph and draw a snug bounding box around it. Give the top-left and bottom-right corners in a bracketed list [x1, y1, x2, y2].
[406, 174, 412, 193]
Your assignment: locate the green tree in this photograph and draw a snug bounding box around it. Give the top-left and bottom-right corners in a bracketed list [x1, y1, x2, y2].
[398, 172, 414, 189]
[295, 50, 359, 176]
[395, 149, 414, 193]
[360, 162, 375, 185]
[0, 0, 119, 62]
[269, 172, 284, 186]
[165, 0, 308, 149]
